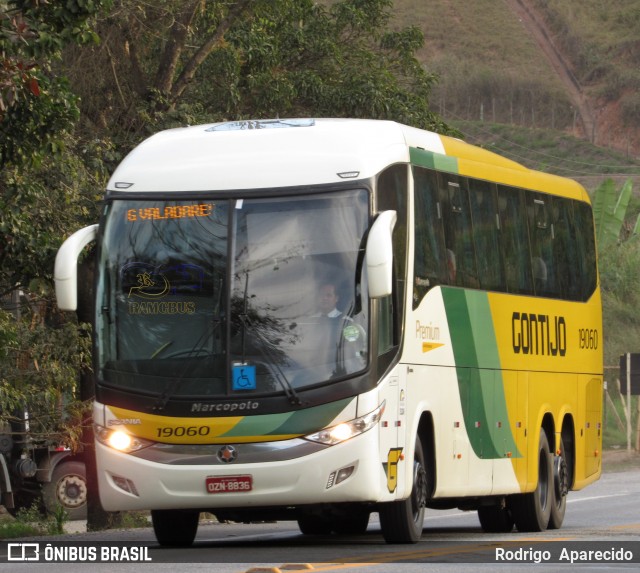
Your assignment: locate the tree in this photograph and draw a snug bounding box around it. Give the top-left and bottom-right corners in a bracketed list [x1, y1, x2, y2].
[64, 0, 456, 151]
[0, 0, 111, 169]
[0, 0, 111, 525]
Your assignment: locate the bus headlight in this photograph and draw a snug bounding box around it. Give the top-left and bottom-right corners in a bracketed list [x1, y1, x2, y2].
[95, 425, 153, 453]
[304, 402, 385, 446]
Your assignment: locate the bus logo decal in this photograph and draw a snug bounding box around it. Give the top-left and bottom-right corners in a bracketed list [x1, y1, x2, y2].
[383, 448, 403, 493]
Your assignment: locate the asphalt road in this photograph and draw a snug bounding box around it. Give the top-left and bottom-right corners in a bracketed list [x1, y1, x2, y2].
[2, 465, 639, 573]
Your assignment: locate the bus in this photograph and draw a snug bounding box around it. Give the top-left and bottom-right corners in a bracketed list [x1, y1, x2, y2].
[54, 118, 602, 546]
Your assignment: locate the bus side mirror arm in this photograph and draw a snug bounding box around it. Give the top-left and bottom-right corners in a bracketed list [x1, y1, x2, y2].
[366, 210, 397, 298]
[54, 224, 99, 311]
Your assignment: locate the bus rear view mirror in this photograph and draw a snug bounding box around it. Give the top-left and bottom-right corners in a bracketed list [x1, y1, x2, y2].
[54, 224, 99, 311]
[366, 210, 397, 298]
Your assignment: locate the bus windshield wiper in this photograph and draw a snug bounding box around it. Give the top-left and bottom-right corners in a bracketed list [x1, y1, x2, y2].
[238, 273, 301, 406]
[152, 277, 225, 411]
[237, 313, 302, 406]
[151, 319, 221, 412]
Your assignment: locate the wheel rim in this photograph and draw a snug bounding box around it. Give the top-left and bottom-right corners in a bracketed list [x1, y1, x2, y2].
[56, 474, 87, 509]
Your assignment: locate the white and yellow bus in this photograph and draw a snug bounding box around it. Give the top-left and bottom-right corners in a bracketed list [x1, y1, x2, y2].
[55, 119, 602, 546]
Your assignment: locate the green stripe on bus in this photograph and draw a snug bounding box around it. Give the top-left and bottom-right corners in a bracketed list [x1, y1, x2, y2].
[409, 147, 458, 173]
[220, 398, 353, 438]
[442, 288, 520, 459]
[268, 398, 353, 435]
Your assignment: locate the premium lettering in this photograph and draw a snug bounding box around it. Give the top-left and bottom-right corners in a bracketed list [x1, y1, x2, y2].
[512, 312, 566, 356]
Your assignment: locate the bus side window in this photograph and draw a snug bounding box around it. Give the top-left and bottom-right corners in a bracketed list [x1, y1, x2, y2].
[440, 175, 478, 288]
[377, 164, 408, 355]
[412, 167, 446, 307]
[573, 201, 597, 301]
[498, 185, 533, 295]
[469, 179, 504, 291]
[551, 197, 576, 300]
[528, 194, 556, 297]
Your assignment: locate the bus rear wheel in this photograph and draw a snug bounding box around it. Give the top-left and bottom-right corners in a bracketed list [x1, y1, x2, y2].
[549, 438, 568, 529]
[151, 509, 199, 547]
[510, 429, 553, 532]
[378, 436, 427, 544]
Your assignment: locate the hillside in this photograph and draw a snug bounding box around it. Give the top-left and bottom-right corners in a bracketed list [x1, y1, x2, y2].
[390, 0, 640, 160]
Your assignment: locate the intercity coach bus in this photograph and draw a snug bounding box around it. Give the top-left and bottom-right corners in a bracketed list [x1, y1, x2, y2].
[54, 118, 602, 546]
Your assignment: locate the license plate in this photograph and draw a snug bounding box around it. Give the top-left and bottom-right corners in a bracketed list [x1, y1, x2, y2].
[206, 475, 253, 494]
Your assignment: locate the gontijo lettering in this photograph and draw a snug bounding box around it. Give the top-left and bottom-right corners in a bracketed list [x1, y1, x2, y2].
[127, 204, 214, 222]
[512, 311, 566, 356]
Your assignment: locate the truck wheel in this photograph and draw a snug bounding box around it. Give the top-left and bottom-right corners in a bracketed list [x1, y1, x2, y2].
[378, 436, 427, 543]
[42, 461, 87, 521]
[152, 509, 199, 546]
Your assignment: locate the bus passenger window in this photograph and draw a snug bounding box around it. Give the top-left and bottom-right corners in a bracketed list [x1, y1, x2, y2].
[528, 195, 556, 297]
[412, 167, 446, 307]
[551, 197, 576, 299]
[498, 186, 532, 295]
[573, 201, 597, 301]
[440, 175, 477, 288]
[469, 180, 504, 291]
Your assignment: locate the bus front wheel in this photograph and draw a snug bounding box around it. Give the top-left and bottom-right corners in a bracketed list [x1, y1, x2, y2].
[151, 509, 199, 547]
[378, 436, 427, 543]
[510, 429, 553, 532]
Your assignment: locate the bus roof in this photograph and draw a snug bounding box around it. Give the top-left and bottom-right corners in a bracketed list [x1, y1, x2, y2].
[106, 118, 588, 202]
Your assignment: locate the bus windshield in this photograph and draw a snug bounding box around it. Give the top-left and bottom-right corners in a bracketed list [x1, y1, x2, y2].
[95, 190, 370, 400]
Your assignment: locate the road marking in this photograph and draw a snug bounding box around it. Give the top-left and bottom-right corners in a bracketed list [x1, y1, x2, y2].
[567, 493, 627, 503]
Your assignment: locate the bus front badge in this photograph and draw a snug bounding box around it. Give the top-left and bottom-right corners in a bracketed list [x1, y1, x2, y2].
[217, 445, 238, 463]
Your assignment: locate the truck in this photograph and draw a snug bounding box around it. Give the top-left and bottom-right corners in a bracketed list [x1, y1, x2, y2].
[0, 412, 87, 520]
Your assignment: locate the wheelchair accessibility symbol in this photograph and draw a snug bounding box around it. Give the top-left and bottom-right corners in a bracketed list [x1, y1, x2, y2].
[232, 363, 257, 391]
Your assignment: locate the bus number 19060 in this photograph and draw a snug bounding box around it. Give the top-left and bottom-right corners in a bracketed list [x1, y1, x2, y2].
[578, 328, 598, 350]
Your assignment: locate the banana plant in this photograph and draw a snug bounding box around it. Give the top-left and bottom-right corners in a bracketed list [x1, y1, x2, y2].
[591, 178, 635, 249]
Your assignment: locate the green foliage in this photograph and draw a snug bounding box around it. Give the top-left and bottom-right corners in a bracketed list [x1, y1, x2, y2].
[0, 0, 110, 169]
[592, 179, 633, 250]
[65, 0, 456, 150]
[0, 306, 92, 451]
[0, 135, 108, 289]
[11, 501, 68, 536]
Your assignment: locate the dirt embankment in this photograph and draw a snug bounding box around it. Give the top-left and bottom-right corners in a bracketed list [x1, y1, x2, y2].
[505, 0, 595, 141]
[506, 0, 638, 157]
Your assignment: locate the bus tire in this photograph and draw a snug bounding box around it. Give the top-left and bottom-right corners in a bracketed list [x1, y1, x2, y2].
[331, 510, 370, 535]
[378, 436, 427, 544]
[151, 509, 199, 547]
[477, 503, 514, 533]
[510, 429, 553, 532]
[42, 461, 87, 521]
[549, 438, 568, 529]
[297, 515, 332, 535]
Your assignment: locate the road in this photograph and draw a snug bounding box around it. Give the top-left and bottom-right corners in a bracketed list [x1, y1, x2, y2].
[1, 467, 639, 572]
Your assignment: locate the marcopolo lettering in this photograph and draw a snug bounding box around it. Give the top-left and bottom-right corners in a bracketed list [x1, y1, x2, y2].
[512, 311, 567, 356]
[191, 401, 260, 413]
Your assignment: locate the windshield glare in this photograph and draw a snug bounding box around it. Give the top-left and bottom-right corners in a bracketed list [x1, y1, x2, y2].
[96, 190, 370, 399]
